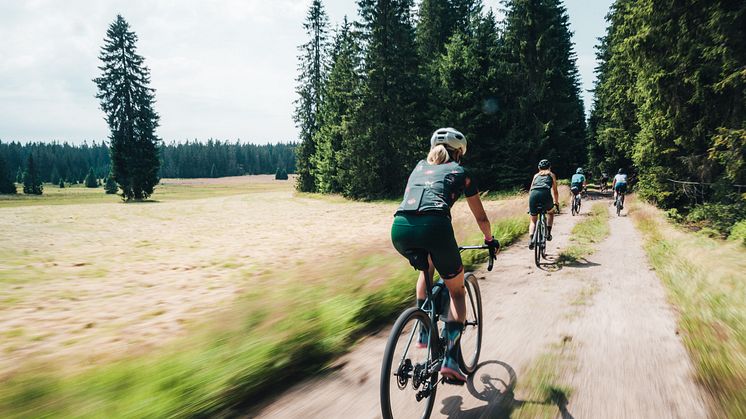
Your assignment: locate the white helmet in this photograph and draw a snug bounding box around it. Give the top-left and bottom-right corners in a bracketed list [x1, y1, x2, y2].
[430, 127, 467, 156]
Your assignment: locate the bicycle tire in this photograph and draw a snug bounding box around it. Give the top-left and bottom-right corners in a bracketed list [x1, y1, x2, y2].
[459, 273, 483, 374]
[534, 217, 542, 267]
[380, 307, 437, 419]
[616, 196, 622, 216]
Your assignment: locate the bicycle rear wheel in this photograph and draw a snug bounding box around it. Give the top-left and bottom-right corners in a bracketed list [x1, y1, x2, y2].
[616, 196, 622, 216]
[534, 218, 542, 267]
[380, 307, 438, 419]
[459, 273, 483, 374]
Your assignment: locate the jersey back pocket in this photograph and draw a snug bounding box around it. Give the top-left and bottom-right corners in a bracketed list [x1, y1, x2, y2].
[400, 186, 426, 211]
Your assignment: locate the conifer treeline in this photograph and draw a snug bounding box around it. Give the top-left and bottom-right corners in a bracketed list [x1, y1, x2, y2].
[588, 0, 745, 211]
[0, 140, 297, 184]
[295, 0, 587, 199]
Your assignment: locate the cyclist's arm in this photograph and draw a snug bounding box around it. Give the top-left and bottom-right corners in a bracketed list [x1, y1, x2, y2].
[465, 178, 492, 240]
[466, 195, 492, 241]
[551, 173, 559, 205]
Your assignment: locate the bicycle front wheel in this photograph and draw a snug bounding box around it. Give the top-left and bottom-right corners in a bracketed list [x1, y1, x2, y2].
[534, 220, 542, 267]
[380, 307, 437, 419]
[459, 273, 483, 374]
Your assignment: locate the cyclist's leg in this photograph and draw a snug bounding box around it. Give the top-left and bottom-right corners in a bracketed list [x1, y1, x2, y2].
[429, 232, 468, 382]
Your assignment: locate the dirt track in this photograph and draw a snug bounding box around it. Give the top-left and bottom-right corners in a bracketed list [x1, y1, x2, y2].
[254, 195, 708, 418]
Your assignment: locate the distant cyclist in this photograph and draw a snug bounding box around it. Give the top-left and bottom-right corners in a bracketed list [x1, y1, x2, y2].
[612, 168, 628, 207]
[570, 167, 587, 200]
[390, 127, 500, 383]
[528, 159, 559, 249]
[600, 171, 609, 192]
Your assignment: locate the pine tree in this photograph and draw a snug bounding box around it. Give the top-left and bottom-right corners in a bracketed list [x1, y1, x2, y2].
[84, 167, 98, 188]
[275, 167, 289, 180]
[16, 167, 23, 184]
[0, 155, 17, 194]
[342, 0, 428, 198]
[104, 175, 118, 194]
[294, 0, 330, 193]
[59, 178, 65, 188]
[501, 0, 586, 181]
[22, 155, 43, 195]
[94, 15, 161, 201]
[311, 17, 361, 194]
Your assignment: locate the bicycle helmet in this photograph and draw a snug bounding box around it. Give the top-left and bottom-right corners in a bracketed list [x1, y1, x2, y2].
[430, 128, 467, 156]
[538, 159, 551, 170]
[618, 168, 625, 174]
[576, 167, 584, 174]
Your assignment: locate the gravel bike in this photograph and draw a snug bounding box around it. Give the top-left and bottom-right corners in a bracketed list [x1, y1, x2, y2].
[615, 190, 625, 216]
[571, 189, 582, 216]
[379, 244, 496, 419]
[531, 204, 552, 267]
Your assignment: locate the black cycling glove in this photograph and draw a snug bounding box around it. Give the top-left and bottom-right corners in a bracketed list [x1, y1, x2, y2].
[484, 236, 500, 251]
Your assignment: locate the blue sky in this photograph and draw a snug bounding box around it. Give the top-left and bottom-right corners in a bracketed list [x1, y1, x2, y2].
[0, 0, 613, 144]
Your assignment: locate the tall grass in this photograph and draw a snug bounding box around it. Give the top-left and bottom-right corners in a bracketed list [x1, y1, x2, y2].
[631, 201, 746, 418]
[0, 202, 530, 417]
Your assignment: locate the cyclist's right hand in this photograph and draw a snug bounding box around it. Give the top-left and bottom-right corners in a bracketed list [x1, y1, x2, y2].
[484, 236, 500, 252]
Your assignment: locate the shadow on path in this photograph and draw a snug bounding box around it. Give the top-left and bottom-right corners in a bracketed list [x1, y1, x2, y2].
[439, 360, 574, 418]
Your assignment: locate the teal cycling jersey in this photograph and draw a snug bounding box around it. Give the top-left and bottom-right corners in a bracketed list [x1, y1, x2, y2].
[571, 174, 586, 185]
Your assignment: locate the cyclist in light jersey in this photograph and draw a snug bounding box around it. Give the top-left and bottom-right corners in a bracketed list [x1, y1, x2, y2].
[612, 168, 628, 204]
[570, 167, 587, 199]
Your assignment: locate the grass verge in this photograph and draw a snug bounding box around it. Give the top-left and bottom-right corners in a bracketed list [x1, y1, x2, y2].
[631, 200, 746, 418]
[510, 337, 575, 419]
[557, 203, 610, 265]
[0, 204, 530, 417]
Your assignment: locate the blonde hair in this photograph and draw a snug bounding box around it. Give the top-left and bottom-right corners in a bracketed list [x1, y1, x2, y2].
[427, 145, 460, 165]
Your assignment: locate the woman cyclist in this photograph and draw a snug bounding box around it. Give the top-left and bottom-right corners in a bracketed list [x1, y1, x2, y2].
[391, 127, 500, 383]
[612, 168, 628, 208]
[528, 159, 559, 249]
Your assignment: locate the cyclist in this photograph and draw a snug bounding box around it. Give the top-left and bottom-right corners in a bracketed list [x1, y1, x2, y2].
[600, 171, 610, 192]
[570, 168, 587, 203]
[612, 168, 628, 208]
[391, 127, 500, 383]
[528, 159, 559, 249]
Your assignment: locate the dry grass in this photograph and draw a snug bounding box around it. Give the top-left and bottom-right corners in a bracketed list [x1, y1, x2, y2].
[631, 199, 746, 418]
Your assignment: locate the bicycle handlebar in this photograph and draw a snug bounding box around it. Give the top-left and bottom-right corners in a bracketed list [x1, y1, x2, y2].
[458, 244, 498, 272]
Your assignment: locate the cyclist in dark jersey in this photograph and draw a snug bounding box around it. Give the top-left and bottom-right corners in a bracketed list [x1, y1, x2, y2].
[391, 127, 500, 383]
[528, 159, 559, 249]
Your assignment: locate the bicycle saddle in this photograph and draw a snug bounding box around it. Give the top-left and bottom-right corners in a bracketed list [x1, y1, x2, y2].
[403, 249, 430, 272]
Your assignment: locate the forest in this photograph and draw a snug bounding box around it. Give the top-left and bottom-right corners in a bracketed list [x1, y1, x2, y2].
[0, 140, 296, 184]
[587, 0, 745, 234]
[294, 0, 587, 198]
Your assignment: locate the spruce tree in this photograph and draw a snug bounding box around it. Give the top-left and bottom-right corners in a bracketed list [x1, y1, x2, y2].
[311, 17, 361, 194]
[59, 178, 65, 188]
[84, 167, 98, 188]
[94, 15, 161, 201]
[294, 0, 330, 193]
[342, 0, 428, 198]
[275, 167, 289, 180]
[0, 155, 17, 194]
[16, 167, 23, 184]
[22, 155, 43, 195]
[501, 0, 586, 181]
[104, 175, 117, 194]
